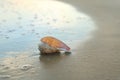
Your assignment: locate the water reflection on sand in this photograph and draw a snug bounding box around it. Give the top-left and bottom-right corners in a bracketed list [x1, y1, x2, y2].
[0, 0, 95, 80]
[0, 51, 72, 80]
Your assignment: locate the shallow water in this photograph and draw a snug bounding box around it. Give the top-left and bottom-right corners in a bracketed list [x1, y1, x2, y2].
[0, 0, 95, 80]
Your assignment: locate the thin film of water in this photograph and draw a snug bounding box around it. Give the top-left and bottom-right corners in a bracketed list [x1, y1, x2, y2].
[0, 0, 95, 80]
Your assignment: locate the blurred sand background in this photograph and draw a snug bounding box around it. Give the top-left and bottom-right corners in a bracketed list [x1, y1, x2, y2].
[59, 0, 120, 80]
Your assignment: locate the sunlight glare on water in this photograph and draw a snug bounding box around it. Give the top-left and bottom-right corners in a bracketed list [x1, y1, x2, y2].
[0, 0, 96, 80]
[0, 0, 95, 56]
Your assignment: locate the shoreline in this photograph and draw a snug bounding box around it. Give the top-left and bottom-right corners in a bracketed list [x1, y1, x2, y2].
[0, 0, 120, 80]
[59, 0, 120, 53]
[60, 0, 120, 80]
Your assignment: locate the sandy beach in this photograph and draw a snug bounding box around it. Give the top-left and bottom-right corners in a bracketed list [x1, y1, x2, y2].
[60, 0, 120, 80]
[0, 0, 120, 80]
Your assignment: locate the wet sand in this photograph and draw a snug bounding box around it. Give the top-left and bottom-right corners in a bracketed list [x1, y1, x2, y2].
[0, 0, 120, 80]
[60, 0, 120, 80]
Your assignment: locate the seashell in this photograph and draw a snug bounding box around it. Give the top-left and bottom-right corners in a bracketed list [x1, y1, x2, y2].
[38, 36, 70, 55]
[38, 43, 60, 55]
[41, 36, 70, 51]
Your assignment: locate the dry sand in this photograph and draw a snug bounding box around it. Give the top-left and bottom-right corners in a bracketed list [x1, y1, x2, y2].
[59, 0, 120, 80]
